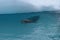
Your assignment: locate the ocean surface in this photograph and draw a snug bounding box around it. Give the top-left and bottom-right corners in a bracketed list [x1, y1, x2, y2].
[0, 12, 60, 40]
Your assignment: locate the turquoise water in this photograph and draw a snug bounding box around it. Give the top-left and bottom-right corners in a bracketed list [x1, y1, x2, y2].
[0, 12, 60, 40]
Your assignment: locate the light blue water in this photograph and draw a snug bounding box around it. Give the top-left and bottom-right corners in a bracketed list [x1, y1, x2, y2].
[0, 12, 60, 40]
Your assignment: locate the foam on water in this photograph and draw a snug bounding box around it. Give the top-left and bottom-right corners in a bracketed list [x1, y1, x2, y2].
[0, 12, 60, 40]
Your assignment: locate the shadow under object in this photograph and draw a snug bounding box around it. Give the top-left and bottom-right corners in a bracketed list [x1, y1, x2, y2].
[21, 16, 40, 23]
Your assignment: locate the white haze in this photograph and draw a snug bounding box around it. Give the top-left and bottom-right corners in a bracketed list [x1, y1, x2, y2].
[0, 0, 60, 14]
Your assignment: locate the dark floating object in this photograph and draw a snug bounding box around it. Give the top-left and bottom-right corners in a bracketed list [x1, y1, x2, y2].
[21, 16, 40, 23]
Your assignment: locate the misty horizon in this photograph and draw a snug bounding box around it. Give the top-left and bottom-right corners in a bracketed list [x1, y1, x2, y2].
[0, 0, 60, 14]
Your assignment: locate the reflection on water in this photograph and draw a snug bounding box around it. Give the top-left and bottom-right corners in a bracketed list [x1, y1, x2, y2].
[0, 12, 60, 40]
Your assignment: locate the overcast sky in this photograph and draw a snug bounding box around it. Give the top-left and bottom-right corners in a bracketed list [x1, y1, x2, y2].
[0, 0, 60, 14]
